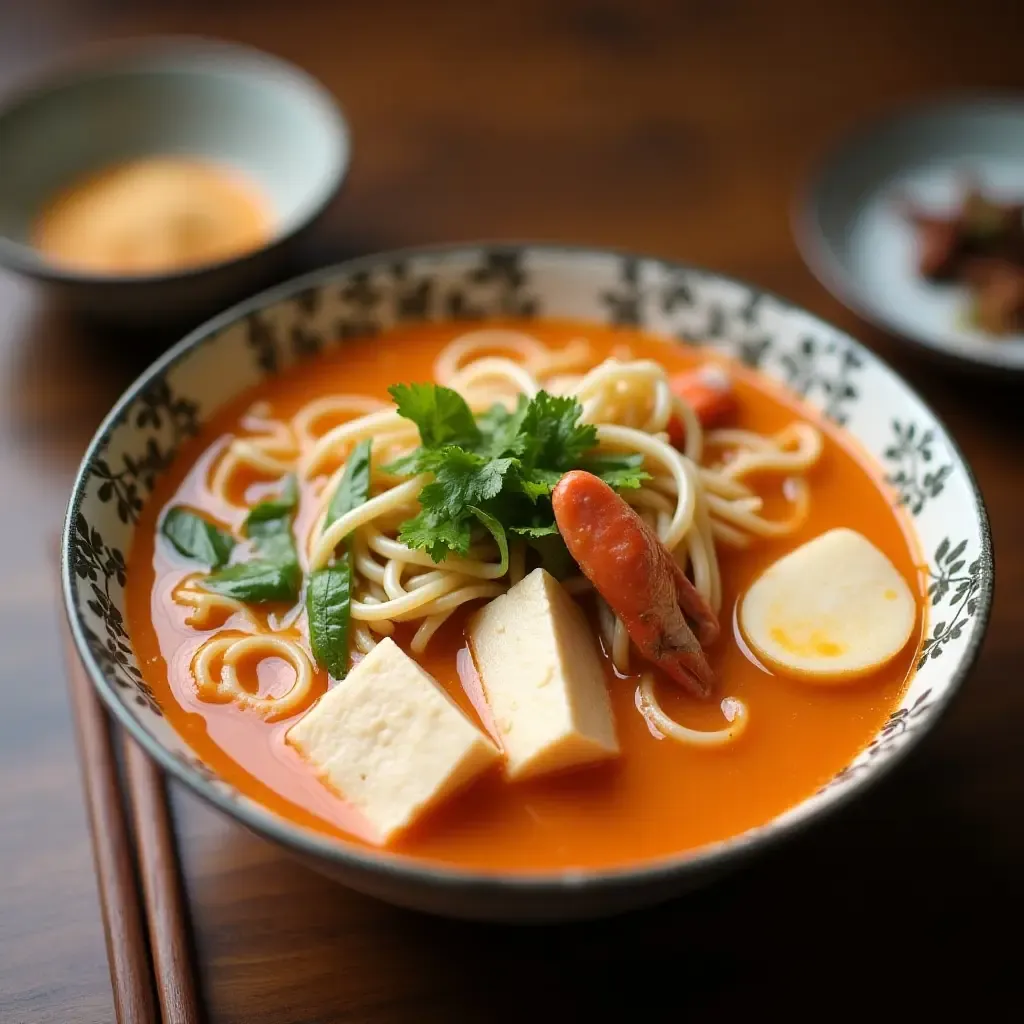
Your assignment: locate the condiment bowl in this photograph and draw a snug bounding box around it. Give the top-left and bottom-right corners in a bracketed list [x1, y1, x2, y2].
[0, 37, 350, 331]
[61, 244, 993, 922]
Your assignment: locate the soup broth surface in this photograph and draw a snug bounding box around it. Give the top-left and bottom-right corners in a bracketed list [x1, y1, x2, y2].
[126, 321, 924, 872]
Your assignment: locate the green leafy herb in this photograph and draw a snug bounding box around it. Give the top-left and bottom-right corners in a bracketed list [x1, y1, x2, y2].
[198, 561, 301, 603]
[307, 441, 372, 678]
[518, 392, 599, 469]
[576, 451, 649, 491]
[243, 475, 298, 528]
[306, 556, 353, 679]
[523, 533, 576, 581]
[161, 507, 235, 568]
[324, 439, 372, 528]
[388, 383, 480, 449]
[468, 506, 509, 576]
[387, 386, 651, 564]
[201, 475, 302, 604]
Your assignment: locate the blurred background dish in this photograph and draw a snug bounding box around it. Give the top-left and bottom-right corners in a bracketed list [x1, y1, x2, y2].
[0, 36, 350, 331]
[795, 94, 1024, 372]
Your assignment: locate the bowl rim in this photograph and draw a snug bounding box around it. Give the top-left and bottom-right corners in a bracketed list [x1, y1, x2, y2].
[61, 241, 995, 894]
[0, 34, 351, 287]
[792, 88, 1024, 373]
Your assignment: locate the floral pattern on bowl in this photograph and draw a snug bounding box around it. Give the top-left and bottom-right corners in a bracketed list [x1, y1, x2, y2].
[62, 245, 993, 922]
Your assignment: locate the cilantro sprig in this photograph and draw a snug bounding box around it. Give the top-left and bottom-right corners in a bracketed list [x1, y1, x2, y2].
[383, 383, 649, 568]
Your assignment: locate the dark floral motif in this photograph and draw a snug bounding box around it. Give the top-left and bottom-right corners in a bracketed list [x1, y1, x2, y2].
[333, 270, 384, 339]
[736, 291, 764, 327]
[135, 378, 199, 437]
[290, 324, 323, 359]
[920, 538, 984, 669]
[91, 380, 199, 524]
[246, 312, 279, 374]
[777, 335, 862, 425]
[883, 420, 954, 515]
[467, 251, 538, 317]
[733, 335, 772, 368]
[391, 261, 434, 321]
[340, 270, 381, 311]
[72, 513, 161, 715]
[445, 250, 539, 321]
[818, 689, 935, 793]
[661, 276, 694, 314]
[294, 286, 322, 316]
[601, 257, 643, 326]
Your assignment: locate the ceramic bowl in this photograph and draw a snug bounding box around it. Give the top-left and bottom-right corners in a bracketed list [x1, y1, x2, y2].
[0, 37, 350, 330]
[61, 244, 994, 923]
[795, 93, 1024, 372]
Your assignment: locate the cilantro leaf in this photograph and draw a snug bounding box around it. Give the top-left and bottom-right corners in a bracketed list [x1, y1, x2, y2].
[523, 533, 576, 581]
[399, 509, 473, 561]
[468, 506, 509, 576]
[509, 522, 560, 538]
[416, 449, 516, 519]
[386, 383, 649, 565]
[389, 383, 480, 449]
[477, 396, 530, 457]
[379, 449, 425, 477]
[519, 392, 598, 470]
[578, 451, 650, 490]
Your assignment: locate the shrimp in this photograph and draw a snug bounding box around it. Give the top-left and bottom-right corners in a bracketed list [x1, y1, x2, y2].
[552, 470, 719, 698]
[666, 364, 739, 449]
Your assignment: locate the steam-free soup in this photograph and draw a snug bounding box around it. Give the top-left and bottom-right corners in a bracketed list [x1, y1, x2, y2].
[126, 321, 924, 872]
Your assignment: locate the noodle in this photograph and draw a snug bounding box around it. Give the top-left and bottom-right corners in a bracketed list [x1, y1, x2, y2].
[192, 633, 316, 721]
[177, 326, 824, 749]
[637, 675, 749, 748]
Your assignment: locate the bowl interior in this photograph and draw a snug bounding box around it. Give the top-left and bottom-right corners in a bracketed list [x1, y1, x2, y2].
[0, 41, 349, 259]
[801, 97, 1024, 369]
[62, 245, 993, 889]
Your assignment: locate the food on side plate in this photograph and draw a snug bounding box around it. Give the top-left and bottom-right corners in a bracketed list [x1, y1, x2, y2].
[900, 177, 1024, 335]
[126, 320, 923, 870]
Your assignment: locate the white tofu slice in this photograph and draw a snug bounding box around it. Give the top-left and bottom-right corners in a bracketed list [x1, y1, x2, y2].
[468, 567, 619, 781]
[739, 527, 918, 682]
[286, 637, 499, 845]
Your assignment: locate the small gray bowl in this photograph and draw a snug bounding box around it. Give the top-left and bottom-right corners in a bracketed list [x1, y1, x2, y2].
[61, 243, 993, 923]
[0, 37, 350, 330]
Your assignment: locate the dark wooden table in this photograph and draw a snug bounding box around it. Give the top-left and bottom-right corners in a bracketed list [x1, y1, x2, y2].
[2, 1, 1021, 1020]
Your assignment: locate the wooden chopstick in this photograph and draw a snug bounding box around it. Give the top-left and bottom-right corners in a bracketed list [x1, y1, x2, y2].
[62, 617, 203, 1023]
[62, 621, 159, 1024]
[122, 736, 204, 1024]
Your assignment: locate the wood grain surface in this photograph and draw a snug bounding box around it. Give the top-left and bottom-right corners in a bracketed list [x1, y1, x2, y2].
[2, 1, 1022, 1020]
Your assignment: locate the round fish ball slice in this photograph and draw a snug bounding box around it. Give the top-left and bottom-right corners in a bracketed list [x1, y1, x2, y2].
[739, 528, 917, 682]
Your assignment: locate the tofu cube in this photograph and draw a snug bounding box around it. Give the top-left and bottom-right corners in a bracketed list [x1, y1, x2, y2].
[286, 637, 499, 845]
[468, 568, 619, 781]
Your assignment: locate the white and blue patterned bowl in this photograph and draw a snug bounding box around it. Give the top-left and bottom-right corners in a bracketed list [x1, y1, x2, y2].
[61, 245, 994, 922]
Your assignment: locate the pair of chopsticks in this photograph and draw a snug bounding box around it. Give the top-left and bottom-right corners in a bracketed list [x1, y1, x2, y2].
[62, 618, 204, 1023]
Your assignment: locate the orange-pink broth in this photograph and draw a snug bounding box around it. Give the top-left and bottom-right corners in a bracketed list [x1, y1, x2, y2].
[126, 321, 925, 872]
